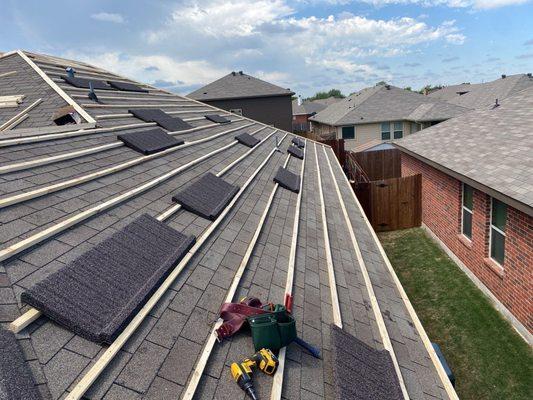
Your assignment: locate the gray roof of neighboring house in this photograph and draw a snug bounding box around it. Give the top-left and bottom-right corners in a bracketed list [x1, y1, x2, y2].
[310, 85, 470, 126]
[396, 86, 533, 216]
[0, 50, 454, 400]
[293, 97, 343, 116]
[428, 74, 533, 109]
[187, 71, 294, 101]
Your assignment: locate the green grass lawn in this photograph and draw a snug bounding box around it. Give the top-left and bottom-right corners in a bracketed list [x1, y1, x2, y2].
[378, 228, 532, 400]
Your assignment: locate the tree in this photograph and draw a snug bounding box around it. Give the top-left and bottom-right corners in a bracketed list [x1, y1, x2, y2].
[418, 84, 443, 94]
[307, 89, 345, 101]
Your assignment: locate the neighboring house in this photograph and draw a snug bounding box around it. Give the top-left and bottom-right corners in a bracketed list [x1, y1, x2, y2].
[188, 71, 294, 131]
[291, 97, 341, 133]
[309, 84, 470, 150]
[0, 50, 457, 399]
[428, 73, 533, 109]
[395, 87, 533, 340]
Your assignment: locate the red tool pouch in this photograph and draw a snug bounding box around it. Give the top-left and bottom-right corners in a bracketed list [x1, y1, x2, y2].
[216, 297, 269, 341]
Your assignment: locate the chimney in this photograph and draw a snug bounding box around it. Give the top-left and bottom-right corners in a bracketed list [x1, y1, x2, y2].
[297, 95, 302, 106]
[501, 74, 506, 79]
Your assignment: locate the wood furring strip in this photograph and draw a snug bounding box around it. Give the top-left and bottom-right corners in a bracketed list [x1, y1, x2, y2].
[322, 146, 408, 399]
[65, 133, 286, 400]
[0, 99, 42, 131]
[314, 142, 342, 328]
[326, 146, 459, 399]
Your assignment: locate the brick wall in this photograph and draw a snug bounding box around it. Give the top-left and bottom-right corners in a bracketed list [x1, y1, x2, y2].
[401, 153, 532, 333]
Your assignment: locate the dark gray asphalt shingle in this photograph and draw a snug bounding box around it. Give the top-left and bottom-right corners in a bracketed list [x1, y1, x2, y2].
[118, 128, 184, 155]
[61, 76, 111, 90]
[274, 166, 301, 193]
[172, 173, 240, 220]
[330, 324, 403, 400]
[205, 114, 230, 124]
[21, 214, 195, 343]
[107, 81, 148, 93]
[0, 329, 41, 400]
[288, 145, 304, 159]
[235, 132, 260, 148]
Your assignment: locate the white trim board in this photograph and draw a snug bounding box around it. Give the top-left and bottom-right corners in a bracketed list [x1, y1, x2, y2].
[422, 223, 532, 346]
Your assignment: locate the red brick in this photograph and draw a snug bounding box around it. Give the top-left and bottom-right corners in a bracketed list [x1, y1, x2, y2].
[401, 153, 533, 333]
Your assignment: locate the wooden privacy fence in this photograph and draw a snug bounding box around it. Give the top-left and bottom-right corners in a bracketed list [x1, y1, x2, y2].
[321, 138, 345, 166]
[355, 174, 422, 232]
[353, 148, 401, 181]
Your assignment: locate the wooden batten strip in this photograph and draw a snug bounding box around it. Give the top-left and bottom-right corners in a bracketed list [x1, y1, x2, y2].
[0, 121, 252, 208]
[270, 142, 306, 400]
[95, 108, 214, 120]
[0, 143, 120, 174]
[16, 51, 96, 124]
[326, 147, 460, 400]
[84, 103, 205, 109]
[0, 99, 42, 131]
[71, 94, 188, 102]
[11, 126, 274, 335]
[0, 70, 17, 79]
[321, 146, 408, 399]
[2, 114, 29, 131]
[0, 123, 261, 269]
[314, 142, 342, 327]
[183, 151, 291, 400]
[65, 134, 286, 400]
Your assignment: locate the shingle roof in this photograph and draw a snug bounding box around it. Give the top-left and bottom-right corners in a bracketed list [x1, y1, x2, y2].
[0, 50, 455, 400]
[428, 74, 533, 109]
[396, 86, 533, 216]
[292, 97, 343, 116]
[310, 85, 470, 126]
[187, 71, 294, 101]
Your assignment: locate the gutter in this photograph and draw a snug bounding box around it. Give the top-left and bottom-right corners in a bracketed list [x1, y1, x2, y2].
[394, 143, 533, 218]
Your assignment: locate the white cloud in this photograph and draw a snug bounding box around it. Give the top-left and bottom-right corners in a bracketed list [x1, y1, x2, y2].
[61, 51, 226, 91]
[90, 12, 125, 24]
[339, 0, 530, 8]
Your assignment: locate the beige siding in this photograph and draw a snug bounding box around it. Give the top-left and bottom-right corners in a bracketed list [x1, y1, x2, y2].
[312, 120, 421, 151]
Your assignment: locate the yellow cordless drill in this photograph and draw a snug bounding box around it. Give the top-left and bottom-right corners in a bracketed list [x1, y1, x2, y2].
[230, 348, 279, 400]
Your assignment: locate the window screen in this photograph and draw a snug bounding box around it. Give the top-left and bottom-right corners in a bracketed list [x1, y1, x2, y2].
[381, 122, 390, 140]
[490, 198, 507, 265]
[462, 183, 473, 239]
[393, 121, 403, 139]
[342, 126, 355, 139]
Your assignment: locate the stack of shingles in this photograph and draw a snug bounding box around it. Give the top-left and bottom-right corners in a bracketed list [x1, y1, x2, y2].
[21, 214, 195, 344]
[0, 329, 41, 400]
[330, 325, 404, 400]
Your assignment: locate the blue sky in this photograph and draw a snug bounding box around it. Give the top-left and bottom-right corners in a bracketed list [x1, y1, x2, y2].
[1, 0, 532, 97]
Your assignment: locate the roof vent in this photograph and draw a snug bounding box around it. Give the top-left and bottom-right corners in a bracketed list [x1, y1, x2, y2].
[88, 82, 99, 103]
[231, 71, 236, 76]
[385, 84, 391, 90]
[528, 73, 532, 78]
[492, 98, 500, 109]
[66, 67, 75, 78]
[239, 71, 243, 75]
[501, 74, 506, 79]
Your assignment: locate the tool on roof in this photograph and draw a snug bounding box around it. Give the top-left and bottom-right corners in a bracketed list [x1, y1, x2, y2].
[230, 348, 279, 400]
[88, 82, 99, 103]
[216, 297, 320, 358]
[66, 66, 75, 77]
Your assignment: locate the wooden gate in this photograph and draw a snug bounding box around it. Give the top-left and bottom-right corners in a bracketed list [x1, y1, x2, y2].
[355, 174, 421, 232]
[353, 148, 401, 181]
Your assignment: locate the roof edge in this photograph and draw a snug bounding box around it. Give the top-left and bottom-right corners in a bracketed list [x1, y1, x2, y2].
[16, 50, 97, 124]
[395, 144, 533, 217]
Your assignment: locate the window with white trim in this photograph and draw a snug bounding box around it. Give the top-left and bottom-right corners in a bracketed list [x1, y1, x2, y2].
[490, 198, 507, 265]
[393, 121, 403, 139]
[461, 183, 473, 239]
[381, 122, 390, 140]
